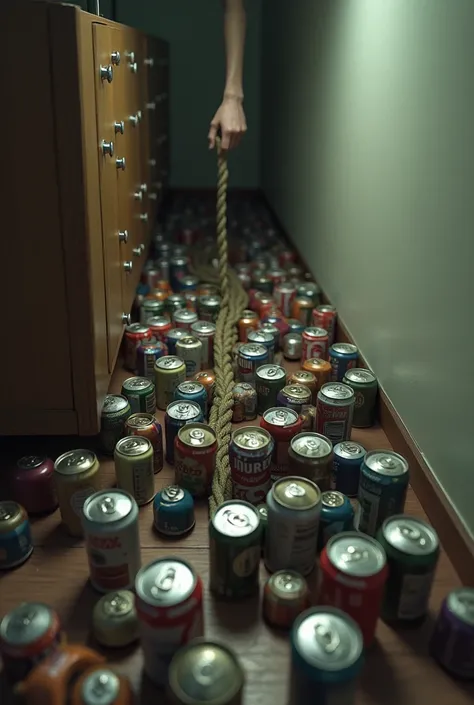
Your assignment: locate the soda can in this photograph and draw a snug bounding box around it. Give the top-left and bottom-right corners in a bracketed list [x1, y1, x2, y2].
[154, 257, 170, 282]
[301, 404, 317, 432]
[253, 291, 274, 317]
[331, 441, 366, 497]
[276, 384, 312, 416]
[319, 532, 388, 646]
[192, 369, 216, 403]
[312, 305, 337, 346]
[197, 284, 220, 297]
[296, 282, 321, 306]
[165, 294, 187, 319]
[135, 557, 204, 685]
[286, 318, 305, 335]
[169, 256, 189, 291]
[176, 335, 202, 378]
[0, 501, 33, 570]
[125, 412, 163, 474]
[100, 395, 131, 456]
[143, 265, 161, 290]
[53, 450, 101, 536]
[165, 328, 189, 355]
[229, 426, 274, 505]
[123, 323, 151, 372]
[317, 490, 354, 551]
[255, 364, 287, 414]
[197, 294, 221, 323]
[302, 358, 331, 392]
[290, 607, 364, 705]
[184, 290, 198, 312]
[121, 376, 156, 415]
[268, 267, 287, 288]
[165, 400, 203, 465]
[261, 314, 290, 348]
[82, 489, 141, 592]
[140, 298, 165, 324]
[252, 273, 273, 294]
[329, 343, 359, 382]
[301, 327, 329, 363]
[114, 437, 155, 506]
[136, 340, 168, 380]
[154, 356, 187, 410]
[287, 370, 317, 404]
[283, 333, 302, 361]
[274, 283, 296, 317]
[278, 248, 297, 268]
[173, 308, 198, 330]
[238, 309, 260, 342]
[147, 316, 172, 344]
[153, 485, 195, 536]
[237, 343, 269, 386]
[70, 668, 133, 705]
[247, 329, 275, 363]
[232, 382, 258, 422]
[343, 367, 378, 428]
[209, 500, 262, 599]
[175, 381, 208, 418]
[356, 450, 409, 536]
[174, 423, 217, 498]
[291, 296, 313, 326]
[256, 502, 268, 553]
[377, 515, 439, 623]
[148, 287, 168, 304]
[92, 590, 139, 648]
[190, 320, 216, 368]
[263, 570, 311, 630]
[259, 322, 280, 351]
[260, 407, 303, 482]
[11, 455, 57, 515]
[0, 603, 63, 684]
[179, 274, 199, 292]
[288, 432, 333, 490]
[315, 382, 355, 445]
[430, 587, 474, 679]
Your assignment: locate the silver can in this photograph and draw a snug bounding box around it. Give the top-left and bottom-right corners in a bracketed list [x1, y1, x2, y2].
[140, 298, 165, 324]
[114, 437, 155, 505]
[165, 294, 187, 317]
[79, 670, 125, 705]
[283, 333, 303, 361]
[315, 383, 355, 445]
[190, 320, 216, 369]
[247, 329, 276, 363]
[155, 257, 170, 280]
[176, 336, 203, 378]
[173, 308, 198, 330]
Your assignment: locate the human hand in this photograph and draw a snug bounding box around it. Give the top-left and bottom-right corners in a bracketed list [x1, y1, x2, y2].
[208, 95, 247, 151]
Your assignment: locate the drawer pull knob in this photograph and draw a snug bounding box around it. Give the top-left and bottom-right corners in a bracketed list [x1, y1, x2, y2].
[101, 140, 114, 157]
[149, 192, 158, 201]
[114, 121, 124, 135]
[116, 157, 126, 170]
[123, 261, 133, 273]
[118, 230, 129, 244]
[134, 191, 143, 201]
[130, 62, 138, 74]
[140, 183, 148, 193]
[140, 213, 148, 223]
[126, 51, 135, 63]
[144, 57, 154, 67]
[129, 114, 139, 127]
[100, 65, 113, 83]
[146, 102, 156, 111]
[132, 247, 142, 256]
[111, 51, 121, 66]
[121, 313, 131, 325]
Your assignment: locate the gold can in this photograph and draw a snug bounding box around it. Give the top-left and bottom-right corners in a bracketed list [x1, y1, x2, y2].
[92, 590, 139, 648]
[53, 450, 101, 537]
[114, 437, 155, 506]
[301, 358, 331, 393]
[287, 370, 317, 404]
[192, 369, 216, 403]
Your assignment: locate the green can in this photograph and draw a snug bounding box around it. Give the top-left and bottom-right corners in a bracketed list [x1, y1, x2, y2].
[121, 377, 156, 415]
[377, 514, 439, 623]
[154, 356, 187, 410]
[342, 367, 378, 428]
[209, 500, 262, 599]
[99, 394, 131, 455]
[164, 294, 187, 317]
[255, 364, 287, 415]
[256, 502, 268, 554]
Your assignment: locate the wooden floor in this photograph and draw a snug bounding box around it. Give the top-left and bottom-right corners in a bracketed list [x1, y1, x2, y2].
[1, 358, 473, 704]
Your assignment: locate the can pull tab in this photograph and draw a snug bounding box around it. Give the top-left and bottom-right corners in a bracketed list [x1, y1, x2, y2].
[399, 523, 424, 545]
[225, 510, 249, 529]
[20, 609, 38, 628]
[314, 622, 340, 654]
[154, 567, 176, 593]
[99, 496, 116, 514]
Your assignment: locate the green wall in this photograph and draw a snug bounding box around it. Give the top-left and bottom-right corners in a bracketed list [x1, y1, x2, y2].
[116, 0, 262, 188]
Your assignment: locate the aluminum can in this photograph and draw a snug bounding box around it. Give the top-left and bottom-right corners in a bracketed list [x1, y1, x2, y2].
[287, 370, 317, 403]
[82, 490, 141, 592]
[192, 369, 216, 403]
[168, 639, 244, 705]
[290, 607, 363, 705]
[176, 335, 202, 377]
[209, 500, 262, 599]
[140, 298, 165, 324]
[302, 357, 332, 392]
[253, 291, 274, 317]
[274, 283, 296, 317]
[263, 570, 311, 630]
[154, 257, 170, 282]
[184, 291, 198, 312]
[165, 400, 203, 464]
[257, 502, 268, 553]
[197, 294, 221, 323]
[70, 668, 133, 705]
[265, 477, 321, 576]
[331, 441, 366, 497]
[11, 455, 57, 514]
[169, 256, 190, 291]
[153, 485, 195, 536]
[165, 328, 189, 355]
[232, 382, 257, 422]
[329, 343, 359, 382]
[179, 274, 199, 291]
[175, 381, 208, 418]
[173, 308, 198, 330]
[100, 395, 131, 456]
[317, 491, 354, 551]
[125, 412, 163, 474]
[197, 283, 220, 297]
[92, 590, 139, 648]
[377, 514, 439, 623]
[313, 305, 337, 346]
[238, 309, 260, 342]
[136, 340, 167, 381]
[291, 296, 313, 326]
[259, 322, 280, 352]
[174, 423, 217, 497]
[0, 501, 33, 570]
[283, 333, 302, 361]
[276, 384, 312, 416]
[430, 587, 474, 679]
[143, 265, 161, 290]
[190, 320, 215, 368]
[288, 432, 333, 490]
[148, 287, 168, 304]
[135, 558, 204, 685]
[121, 376, 156, 415]
[124, 323, 151, 372]
[296, 282, 321, 306]
[356, 450, 409, 536]
[165, 294, 187, 319]
[148, 315, 173, 343]
[0, 603, 62, 684]
[268, 267, 287, 288]
[343, 367, 378, 428]
[255, 364, 287, 414]
[320, 532, 388, 646]
[315, 382, 355, 445]
[114, 437, 155, 505]
[301, 327, 329, 363]
[278, 248, 297, 267]
[155, 355, 187, 410]
[286, 318, 305, 335]
[261, 314, 289, 348]
[53, 450, 101, 536]
[229, 426, 274, 505]
[237, 343, 269, 386]
[260, 407, 303, 482]
[247, 329, 275, 363]
[252, 273, 273, 294]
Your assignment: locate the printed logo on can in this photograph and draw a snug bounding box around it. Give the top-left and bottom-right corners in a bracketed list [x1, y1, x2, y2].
[355, 391, 365, 408]
[233, 547, 261, 577]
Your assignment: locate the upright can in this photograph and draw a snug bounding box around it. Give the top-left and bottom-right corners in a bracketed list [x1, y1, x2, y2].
[283, 333, 303, 361]
[121, 377, 156, 415]
[114, 437, 155, 506]
[165, 401, 203, 465]
[154, 356, 187, 410]
[237, 343, 269, 386]
[0, 501, 33, 570]
[192, 370, 216, 404]
[11, 456, 57, 515]
[329, 343, 359, 382]
[247, 330, 276, 363]
[123, 323, 151, 372]
[273, 283, 296, 317]
[53, 450, 101, 537]
[238, 309, 259, 342]
[141, 298, 165, 324]
[92, 590, 139, 648]
[176, 336, 203, 378]
[197, 294, 221, 323]
[174, 381, 208, 419]
[356, 450, 410, 536]
[174, 423, 217, 498]
[136, 341, 168, 381]
[229, 426, 274, 505]
[287, 370, 317, 404]
[148, 316, 173, 344]
[70, 668, 133, 705]
[291, 296, 313, 326]
[135, 558, 204, 686]
[190, 321, 216, 368]
[165, 294, 187, 319]
[286, 318, 305, 336]
[173, 308, 198, 330]
[277, 384, 312, 416]
[343, 368, 378, 428]
[288, 433, 333, 490]
[255, 364, 287, 414]
[430, 587, 474, 679]
[317, 491, 354, 551]
[165, 328, 189, 356]
[302, 358, 331, 392]
[260, 407, 303, 482]
[82, 490, 141, 593]
[99, 395, 131, 456]
[125, 413, 163, 474]
[296, 281, 321, 306]
[153, 486, 195, 536]
[232, 382, 258, 422]
[263, 571, 311, 630]
[301, 327, 329, 363]
[312, 305, 337, 346]
[265, 477, 321, 577]
[315, 383, 355, 445]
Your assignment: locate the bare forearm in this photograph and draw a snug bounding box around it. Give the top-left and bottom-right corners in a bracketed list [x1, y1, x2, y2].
[223, 0, 246, 100]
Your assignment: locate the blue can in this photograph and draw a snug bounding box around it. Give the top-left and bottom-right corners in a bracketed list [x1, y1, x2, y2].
[165, 400, 203, 464]
[177, 274, 199, 292]
[153, 485, 195, 536]
[286, 318, 305, 335]
[136, 340, 168, 380]
[0, 501, 34, 570]
[165, 327, 189, 356]
[329, 343, 359, 382]
[317, 490, 354, 551]
[259, 323, 280, 352]
[247, 330, 276, 363]
[331, 441, 366, 497]
[174, 381, 208, 419]
[169, 256, 189, 292]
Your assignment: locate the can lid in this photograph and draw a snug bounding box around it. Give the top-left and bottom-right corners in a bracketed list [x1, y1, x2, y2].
[178, 423, 216, 448]
[304, 327, 328, 339]
[316, 305, 336, 313]
[115, 436, 151, 456]
[148, 316, 172, 327]
[0, 501, 22, 524]
[263, 407, 299, 427]
[320, 383, 354, 401]
[256, 364, 286, 381]
[126, 413, 155, 429]
[177, 336, 200, 347]
[233, 382, 256, 395]
[282, 385, 311, 401]
[268, 570, 308, 600]
[275, 283, 296, 293]
[174, 309, 196, 320]
[177, 382, 204, 396]
[125, 323, 150, 334]
[447, 588, 474, 626]
[156, 355, 185, 370]
[167, 294, 186, 304]
[293, 607, 363, 672]
[291, 371, 315, 383]
[249, 330, 274, 342]
[102, 395, 130, 415]
[81, 670, 120, 705]
[334, 442, 366, 460]
[273, 477, 321, 511]
[143, 298, 163, 308]
[138, 341, 165, 353]
[0, 602, 53, 645]
[344, 368, 377, 385]
[190, 321, 216, 334]
[122, 376, 153, 392]
[382, 515, 439, 555]
[305, 358, 329, 370]
[54, 449, 97, 475]
[322, 491, 345, 509]
[326, 532, 386, 576]
[233, 427, 270, 451]
[167, 401, 201, 421]
[135, 558, 196, 607]
[239, 343, 268, 357]
[161, 485, 186, 503]
[198, 294, 221, 306]
[256, 503, 268, 523]
[99, 590, 135, 619]
[83, 490, 134, 524]
[291, 433, 333, 458]
[364, 450, 409, 478]
[331, 343, 358, 355]
[213, 501, 260, 538]
[17, 455, 46, 470]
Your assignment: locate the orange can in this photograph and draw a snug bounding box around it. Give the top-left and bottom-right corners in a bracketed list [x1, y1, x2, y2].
[192, 370, 216, 402]
[238, 310, 260, 342]
[302, 358, 331, 393]
[254, 292, 274, 316]
[156, 279, 173, 295]
[197, 284, 220, 297]
[70, 667, 133, 705]
[291, 296, 314, 327]
[148, 288, 168, 303]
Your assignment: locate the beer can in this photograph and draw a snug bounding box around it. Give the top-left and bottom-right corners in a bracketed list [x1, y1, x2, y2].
[165, 293, 187, 318]
[276, 384, 312, 416]
[125, 412, 163, 474]
[0, 501, 33, 570]
[229, 426, 274, 505]
[70, 668, 133, 705]
[317, 491, 354, 551]
[247, 330, 276, 363]
[165, 400, 203, 465]
[259, 322, 280, 352]
[286, 318, 305, 336]
[53, 450, 101, 536]
[320, 532, 388, 646]
[209, 500, 262, 599]
[153, 485, 195, 536]
[291, 296, 313, 326]
[377, 515, 439, 623]
[121, 376, 156, 415]
[99, 395, 131, 456]
[430, 587, 474, 679]
[331, 441, 366, 497]
[273, 283, 296, 317]
[197, 294, 221, 323]
[148, 315, 173, 343]
[11, 455, 57, 515]
[165, 328, 189, 355]
[237, 343, 269, 386]
[176, 335, 203, 378]
[123, 323, 151, 372]
[136, 340, 167, 380]
[238, 309, 260, 342]
[92, 590, 139, 648]
[356, 450, 409, 536]
[265, 477, 321, 576]
[175, 381, 208, 418]
[287, 370, 317, 404]
[140, 298, 165, 324]
[190, 321, 216, 368]
[288, 432, 333, 490]
[296, 282, 321, 306]
[82, 490, 141, 592]
[301, 327, 329, 363]
[192, 369, 216, 403]
[135, 557, 204, 685]
[329, 343, 359, 382]
[302, 358, 331, 392]
[154, 355, 187, 410]
[232, 382, 258, 422]
[263, 570, 311, 630]
[315, 383, 355, 445]
[174, 423, 217, 497]
[114, 437, 155, 506]
[312, 305, 337, 347]
[260, 407, 303, 482]
[255, 364, 287, 414]
[283, 333, 302, 361]
[343, 367, 378, 428]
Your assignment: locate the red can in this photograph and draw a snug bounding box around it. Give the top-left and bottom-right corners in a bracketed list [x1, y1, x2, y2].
[184, 291, 197, 312]
[254, 292, 274, 316]
[11, 456, 57, 514]
[178, 227, 199, 247]
[278, 248, 297, 268]
[148, 316, 172, 343]
[124, 324, 152, 372]
[273, 283, 297, 317]
[260, 407, 304, 482]
[142, 267, 160, 290]
[301, 327, 329, 362]
[319, 532, 388, 646]
[238, 310, 260, 342]
[268, 268, 287, 288]
[174, 423, 217, 498]
[313, 305, 337, 346]
[156, 279, 173, 295]
[125, 413, 164, 474]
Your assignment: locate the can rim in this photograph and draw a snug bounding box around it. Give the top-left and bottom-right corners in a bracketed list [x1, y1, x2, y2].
[272, 476, 321, 511]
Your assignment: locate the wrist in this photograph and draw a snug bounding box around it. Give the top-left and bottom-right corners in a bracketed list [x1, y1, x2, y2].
[223, 91, 244, 103]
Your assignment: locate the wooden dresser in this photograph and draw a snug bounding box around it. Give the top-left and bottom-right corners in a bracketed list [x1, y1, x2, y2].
[0, 1, 169, 436]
